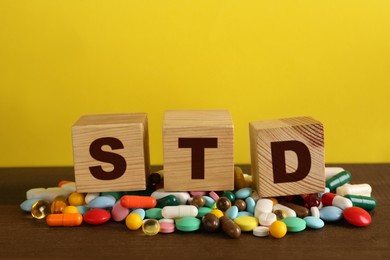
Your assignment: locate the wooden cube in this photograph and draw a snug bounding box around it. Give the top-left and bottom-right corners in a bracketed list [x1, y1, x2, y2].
[249, 117, 325, 197]
[72, 113, 150, 192]
[163, 110, 234, 191]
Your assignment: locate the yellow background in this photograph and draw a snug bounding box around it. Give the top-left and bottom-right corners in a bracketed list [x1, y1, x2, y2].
[1, 1, 389, 167]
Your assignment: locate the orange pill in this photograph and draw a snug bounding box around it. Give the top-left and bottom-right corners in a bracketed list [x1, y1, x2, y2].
[58, 180, 71, 187]
[46, 213, 83, 227]
[120, 195, 157, 209]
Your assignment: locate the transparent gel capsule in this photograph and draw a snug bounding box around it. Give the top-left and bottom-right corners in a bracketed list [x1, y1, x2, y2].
[142, 219, 160, 236]
[31, 200, 51, 219]
[274, 209, 287, 220]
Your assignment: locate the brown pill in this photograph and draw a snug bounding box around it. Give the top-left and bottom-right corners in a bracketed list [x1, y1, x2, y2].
[216, 197, 231, 212]
[189, 195, 206, 208]
[280, 201, 309, 218]
[220, 216, 241, 238]
[234, 199, 247, 211]
[202, 213, 220, 232]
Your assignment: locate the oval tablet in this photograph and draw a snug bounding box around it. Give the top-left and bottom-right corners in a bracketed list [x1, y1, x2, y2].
[320, 206, 343, 222]
[234, 216, 259, 231]
[83, 208, 111, 225]
[281, 217, 306, 232]
[343, 207, 371, 227]
[304, 216, 325, 229]
[253, 226, 270, 237]
[175, 217, 201, 232]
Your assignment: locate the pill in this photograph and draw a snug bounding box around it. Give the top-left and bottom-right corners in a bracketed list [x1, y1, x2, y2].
[209, 191, 220, 201]
[343, 207, 372, 227]
[253, 226, 270, 237]
[156, 195, 179, 208]
[202, 213, 220, 232]
[234, 199, 247, 211]
[344, 195, 377, 211]
[100, 192, 125, 201]
[142, 219, 160, 236]
[273, 204, 296, 217]
[225, 206, 239, 220]
[46, 213, 83, 227]
[131, 208, 146, 220]
[159, 218, 174, 224]
[279, 201, 309, 218]
[27, 187, 71, 202]
[203, 196, 216, 208]
[20, 198, 40, 212]
[88, 195, 116, 208]
[197, 207, 212, 218]
[216, 197, 231, 212]
[151, 189, 190, 205]
[58, 180, 71, 187]
[319, 206, 343, 222]
[233, 216, 259, 231]
[237, 211, 253, 217]
[326, 170, 351, 191]
[310, 206, 320, 218]
[175, 217, 201, 232]
[281, 217, 306, 232]
[76, 205, 89, 215]
[259, 212, 277, 226]
[322, 192, 353, 210]
[325, 167, 345, 180]
[255, 199, 274, 218]
[210, 209, 224, 219]
[85, 193, 99, 204]
[304, 216, 324, 229]
[234, 166, 247, 190]
[245, 197, 256, 214]
[83, 208, 111, 225]
[50, 199, 67, 214]
[188, 195, 206, 208]
[161, 205, 198, 219]
[62, 206, 79, 214]
[61, 182, 76, 192]
[190, 191, 207, 196]
[273, 209, 287, 220]
[269, 220, 287, 238]
[120, 195, 157, 209]
[31, 200, 51, 219]
[126, 213, 143, 230]
[145, 208, 163, 219]
[336, 184, 372, 197]
[111, 202, 130, 222]
[159, 222, 175, 233]
[235, 187, 252, 199]
[222, 191, 236, 203]
[249, 191, 260, 202]
[220, 216, 241, 238]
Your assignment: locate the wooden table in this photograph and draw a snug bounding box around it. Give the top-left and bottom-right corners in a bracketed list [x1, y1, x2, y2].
[0, 164, 389, 259]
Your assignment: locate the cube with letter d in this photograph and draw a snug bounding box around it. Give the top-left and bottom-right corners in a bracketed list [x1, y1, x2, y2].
[72, 113, 150, 192]
[249, 117, 325, 197]
[163, 110, 234, 191]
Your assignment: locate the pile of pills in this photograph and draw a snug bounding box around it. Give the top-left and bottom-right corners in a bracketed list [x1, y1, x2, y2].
[20, 166, 376, 238]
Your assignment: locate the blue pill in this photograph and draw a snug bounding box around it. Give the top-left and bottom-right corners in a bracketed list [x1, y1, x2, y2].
[225, 206, 238, 220]
[88, 195, 116, 208]
[20, 198, 40, 212]
[245, 197, 256, 214]
[237, 211, 253, 217]
[132, 208, 146, 220]
[304, 216, 325, 229]
[320, 206, 343, 222]
[203, 196, 216, 208]
[76, 205, 90, 215]
[235, 188, 252, 199]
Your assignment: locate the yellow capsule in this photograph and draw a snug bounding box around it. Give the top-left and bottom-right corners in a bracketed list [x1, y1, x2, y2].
[68, 192, 85, 206]
[210, 209, 224, 219]
[62, 206, 79, 214]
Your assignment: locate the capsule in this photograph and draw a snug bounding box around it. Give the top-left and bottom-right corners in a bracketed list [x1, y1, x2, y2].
[322, 192, 353, 210]
[220, 216, 241, 238]
[156, 195, 179, 208]
[120, 195, 156, 209]
[344, 195, 377, 211]
[326, 170, 351, 191]
[336, 184, 372, 197]
[325, 167, 345, 180]
[161, 205, 198, 219]
[279, 201, 309, 218]
[151, 189, 190, 205]
[46, 213, 83, 226]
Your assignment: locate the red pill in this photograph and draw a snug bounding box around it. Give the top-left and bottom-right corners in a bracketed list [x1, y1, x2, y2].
[46, 213, 83, 227]
[343, 206, 372, 227]
[83, 208, 111, 225]
[120, 195, 157, 209]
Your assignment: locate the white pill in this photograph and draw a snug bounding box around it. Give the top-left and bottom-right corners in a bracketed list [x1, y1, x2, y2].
[336, 183, 372, 197]
[85, 192, 100, 204]
[325, 167, 345, 180]
[310, 206, 320, 218]
[255, 199, 274, 218]
[253, 226, 270, 237]
[259, 212, 277, 226]
[61, 182, 76, 192]
[162, 205, 198, 219]
[273, 204, 296, 217]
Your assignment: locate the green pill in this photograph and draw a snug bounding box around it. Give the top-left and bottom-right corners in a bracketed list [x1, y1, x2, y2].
[175, 217, 201, 232]
[157, 195, 179, 208]
[344, 195, 377, 211]
[145, 208, 163, 219]
[196, 207, 212, 218]
[281, 217, 306, 232]
[326, 170, 351, 191]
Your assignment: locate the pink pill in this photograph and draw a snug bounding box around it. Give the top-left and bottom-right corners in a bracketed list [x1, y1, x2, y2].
[190, 191, 207, 196]
[159, 222, 175, 233]
[209, 191, 220, 201]
[111, 202, 130, 222]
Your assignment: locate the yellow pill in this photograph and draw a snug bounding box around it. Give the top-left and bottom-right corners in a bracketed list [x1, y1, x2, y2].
[210, 209, 224, 219]
[68, 192, 85, 206]
[268, 197, 278, 206]
[233, 216, 259, 232]
[126, 213, 143, 230]
[62, 206, 79, 214]
[234, 167, 247, 190]
[269, 220, 287, 239]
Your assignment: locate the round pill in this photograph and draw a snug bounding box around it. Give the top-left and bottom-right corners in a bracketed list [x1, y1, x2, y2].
[343, 206, 372, 227]
[216, 197, 231, 212]
[304, 216, 325, 229]
[269, 220, 287, 238]
[233, 216, 259, 231]
[83, 208, 111, 225]
[259, 212, 277, 226]
[62, 205, 79, 214]
[202, 213, 220, 232]
[319, 206, 343, 222]
[126, 213, 143, 230]
[281, 217, 306, 232]
[175, 217, 201, 232]
[159, 218, 174, 224]
[142, 219, 160, 236]
[210, 209, 224, 219]
[234, 199, 246, 211]
[31, 200, 51, 219]
[159, 222, 175, 233]
[222, 191, 236, 203]
[68, 192, 85, 206]
[189, 195, 206, 208]
[253, 226, 270, 237]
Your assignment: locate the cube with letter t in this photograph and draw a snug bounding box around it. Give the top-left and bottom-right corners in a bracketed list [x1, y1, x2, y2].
[72, 113, 150, 192]
[249, 117, 325, 197]
[163, 110, 234, 191]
